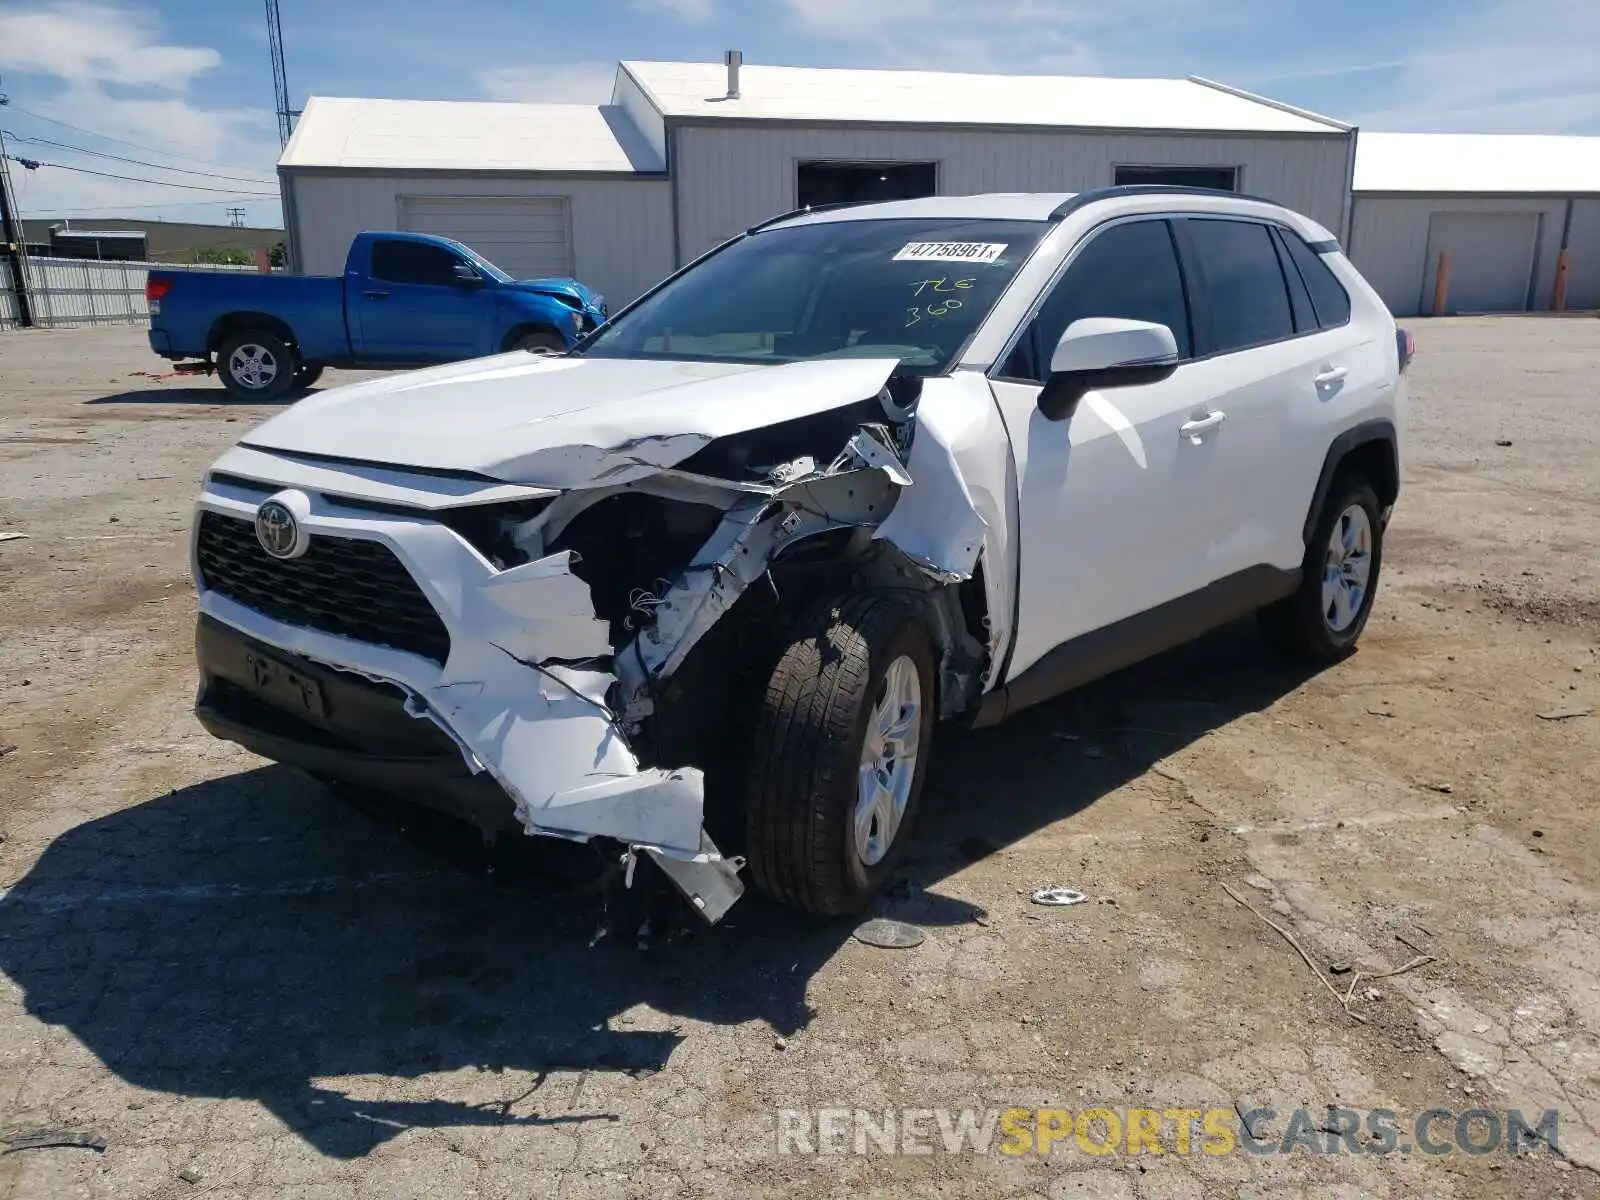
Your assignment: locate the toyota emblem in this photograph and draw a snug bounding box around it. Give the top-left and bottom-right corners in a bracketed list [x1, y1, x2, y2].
[255, 499, 300, 559]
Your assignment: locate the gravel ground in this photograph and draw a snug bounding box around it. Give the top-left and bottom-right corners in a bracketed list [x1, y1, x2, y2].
[0, 319, 1598, 1199]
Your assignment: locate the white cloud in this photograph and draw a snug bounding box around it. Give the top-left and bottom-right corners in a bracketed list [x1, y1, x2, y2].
[0, 3, 283, 223]
[476, 62, 618, 105]
[633, 0, 716, 20]
[0, 1, 220, 90]
[1342, 0, 1600, 132]
[775, 0, 1235, 75]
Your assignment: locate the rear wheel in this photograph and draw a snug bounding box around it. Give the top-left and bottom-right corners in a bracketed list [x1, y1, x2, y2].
[217, 330, 297, 401]
[744, 595, 936, 915]
[1259, 476, 1384, 662]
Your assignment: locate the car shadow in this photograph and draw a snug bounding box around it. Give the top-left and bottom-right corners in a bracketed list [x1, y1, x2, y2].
[83, 386, 318, 406]
[0, 618, 1312, 1158]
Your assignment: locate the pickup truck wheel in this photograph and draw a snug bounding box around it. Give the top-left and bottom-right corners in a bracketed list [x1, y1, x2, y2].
[1259, 476, 1384, 662]
[745, 595, 936, 916]
[293, 364, 324, 390]
[509, 329, 565, 356]
[217, 331, 298, 401]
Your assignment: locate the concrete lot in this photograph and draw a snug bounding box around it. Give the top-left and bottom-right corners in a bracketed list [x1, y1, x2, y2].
[0, 320, 1598, 1199]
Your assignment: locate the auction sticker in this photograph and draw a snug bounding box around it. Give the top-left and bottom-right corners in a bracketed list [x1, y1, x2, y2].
[893, 242, 1008, 264]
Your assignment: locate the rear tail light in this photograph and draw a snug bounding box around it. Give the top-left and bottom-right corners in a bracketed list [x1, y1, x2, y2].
[1395, 328, 1415, 374]
[145, 276, 173, 303]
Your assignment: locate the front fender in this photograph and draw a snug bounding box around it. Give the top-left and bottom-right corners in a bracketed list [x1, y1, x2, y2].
[495, 292, 581, 349]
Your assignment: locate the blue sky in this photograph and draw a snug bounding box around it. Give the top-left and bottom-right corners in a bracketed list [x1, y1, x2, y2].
[2, 0, 1595, 230]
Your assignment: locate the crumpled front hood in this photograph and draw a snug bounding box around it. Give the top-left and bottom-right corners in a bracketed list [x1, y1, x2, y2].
[241, 353, 901, 489]
[511, 276, 600, 309]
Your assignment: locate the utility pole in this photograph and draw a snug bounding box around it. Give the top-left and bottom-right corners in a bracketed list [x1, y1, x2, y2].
[226, 206, 247, 228]
[0, 81, 36, 327]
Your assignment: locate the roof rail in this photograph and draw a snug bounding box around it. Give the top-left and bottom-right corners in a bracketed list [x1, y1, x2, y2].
[747, 200, 866, 234]
[1048, 184, 1285, 221]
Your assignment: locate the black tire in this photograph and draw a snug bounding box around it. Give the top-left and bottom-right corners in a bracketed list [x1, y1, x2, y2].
[1258, 476, 1384, 662]
[293, 363, 324, 390]
[217, 329, 298, 401]
[508, 329, 565, 356]
[745, 594, 937, 916]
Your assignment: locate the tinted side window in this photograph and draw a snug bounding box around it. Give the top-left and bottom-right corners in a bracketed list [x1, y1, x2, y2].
[1270, 227, 1318, 333]
[1280, 231, 1352, 328]
[1003, 219, 1190, 380]
[369, 240, 462, 286]
[1186, 219, 1294, 353]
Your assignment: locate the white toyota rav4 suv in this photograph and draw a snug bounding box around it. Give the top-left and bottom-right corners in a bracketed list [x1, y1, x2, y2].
[190, 186, 1409, 923]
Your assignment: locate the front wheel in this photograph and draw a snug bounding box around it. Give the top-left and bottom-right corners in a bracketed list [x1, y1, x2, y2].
[217, 330, 298, 401]
[1258, 476, 1384, 662]
[509, 329, 566, 356]
[744, 595, 936, 916]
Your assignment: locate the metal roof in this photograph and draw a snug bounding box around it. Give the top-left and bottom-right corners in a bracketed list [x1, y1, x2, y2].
[278, 96, 666, 173]
[620, 61, 1347, 134]
[1355, 132, 1600, 194]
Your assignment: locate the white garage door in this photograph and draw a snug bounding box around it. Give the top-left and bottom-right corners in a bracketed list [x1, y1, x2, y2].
[1421, 211, 1540, 314]
[399, 196, 573, 280]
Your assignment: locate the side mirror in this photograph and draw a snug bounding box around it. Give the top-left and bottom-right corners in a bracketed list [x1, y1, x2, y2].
[452, 263, 483, 286]
[1038, 318, 1180, 421]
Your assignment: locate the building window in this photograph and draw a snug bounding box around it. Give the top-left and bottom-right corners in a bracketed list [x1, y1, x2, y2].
[797, 162, 937, 208]
[1114, 165, 1238, 192]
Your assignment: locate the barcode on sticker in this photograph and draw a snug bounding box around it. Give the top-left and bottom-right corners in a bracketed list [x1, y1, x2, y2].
[892, 242, 1008, 264]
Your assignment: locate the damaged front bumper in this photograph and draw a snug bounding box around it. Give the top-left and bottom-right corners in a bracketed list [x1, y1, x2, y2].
[192, 466, 748, 921]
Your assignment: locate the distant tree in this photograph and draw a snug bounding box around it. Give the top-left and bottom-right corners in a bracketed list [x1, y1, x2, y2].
[196, 246, 253, 266]
[269, 242, 287, 268]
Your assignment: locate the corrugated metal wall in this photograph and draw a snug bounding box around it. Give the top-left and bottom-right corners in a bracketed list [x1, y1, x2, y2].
[1565, 199, 1600, 312]
[1349, 195, 1571, 316]
[285, 172, 674, 306]
[0, 256, 257, 330]
[672, 125, 1352, 260]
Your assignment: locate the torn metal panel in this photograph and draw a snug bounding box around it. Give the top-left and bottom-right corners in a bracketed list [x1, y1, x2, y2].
[242, 354, 902, 489]
[871, 375, 1017, 683]
[476, 550, 612, 660]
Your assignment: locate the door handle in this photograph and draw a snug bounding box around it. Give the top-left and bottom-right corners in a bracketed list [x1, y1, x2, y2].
[363, 289, 390, 300]
[1179, 411, 1227, 441]
[1314, 365, 1348, 385]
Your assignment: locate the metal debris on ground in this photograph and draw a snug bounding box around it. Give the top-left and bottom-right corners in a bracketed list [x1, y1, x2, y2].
[852, 917, 925, 948]
[1030, 887, 1088, 907]
[1536, 705, 1592, 721]
[0, 532, 28, 543]
[1, 1128, 107, 1154]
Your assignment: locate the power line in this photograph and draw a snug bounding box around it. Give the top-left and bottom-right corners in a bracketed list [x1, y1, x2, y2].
[3, 155, 279, 195]
[4, 104, 275, 174]
[1, 132, 277, 186]
[25, 198, 282, 215]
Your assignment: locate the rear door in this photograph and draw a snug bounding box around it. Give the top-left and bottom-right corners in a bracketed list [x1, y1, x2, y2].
[351, 238, 482, 363]
[988, 217, 1221, 678]
[1170, 217, 1383, 579]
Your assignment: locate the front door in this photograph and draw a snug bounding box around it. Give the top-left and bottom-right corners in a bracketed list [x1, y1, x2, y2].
[352, 238, 483, 363]
[988, 217, 1224, 680]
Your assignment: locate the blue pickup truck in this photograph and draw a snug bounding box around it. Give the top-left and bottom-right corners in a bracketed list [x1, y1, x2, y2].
[146, 231, 607, 400]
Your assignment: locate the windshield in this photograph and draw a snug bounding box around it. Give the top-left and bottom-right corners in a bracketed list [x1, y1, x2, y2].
[581, 217, 1048, 375]
[455, 243, 513, 284]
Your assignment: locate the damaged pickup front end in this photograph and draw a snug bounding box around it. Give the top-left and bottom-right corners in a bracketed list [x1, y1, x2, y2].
[191, 353, 1013, 923]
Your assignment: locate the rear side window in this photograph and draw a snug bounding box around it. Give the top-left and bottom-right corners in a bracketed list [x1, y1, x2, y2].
[369, 240, 462, 286]
[1278, 230, 1352, 328]
[1271, 229, 1319, 333]
[1185, 219, 1294, 353]
[1002, 219, 1191, 380]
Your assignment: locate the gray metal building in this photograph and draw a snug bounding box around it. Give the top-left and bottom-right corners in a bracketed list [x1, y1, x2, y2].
[280, 58, 1355, 306]
[1350, 133, 1600, 316]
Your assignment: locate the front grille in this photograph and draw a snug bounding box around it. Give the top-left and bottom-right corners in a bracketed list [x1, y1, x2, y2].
[195, 511, 452, 664]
